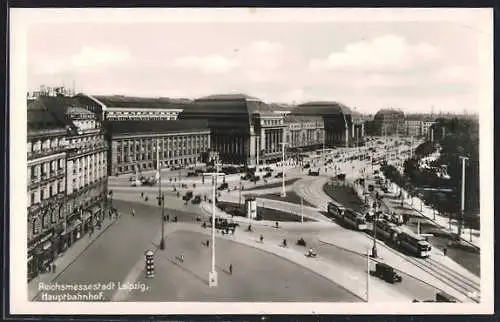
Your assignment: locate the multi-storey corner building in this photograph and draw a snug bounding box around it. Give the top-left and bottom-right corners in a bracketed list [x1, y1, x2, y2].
[27, 96, 108, 281]
[27, 102, 68, 280]
[283, 115, 325, 151]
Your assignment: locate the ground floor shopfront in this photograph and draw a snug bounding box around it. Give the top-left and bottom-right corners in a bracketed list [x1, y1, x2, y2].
[27, 198, 106, 281]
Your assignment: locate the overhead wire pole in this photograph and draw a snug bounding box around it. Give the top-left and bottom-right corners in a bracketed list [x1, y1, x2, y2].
[279, 142, 288, 197]
[203, 159, 224, 288]
[459, 156, 469, 239]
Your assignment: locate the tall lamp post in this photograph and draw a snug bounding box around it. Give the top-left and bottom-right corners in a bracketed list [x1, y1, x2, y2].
[459, 156, 469, 238]
[154, 139, 166, 250]
[279, 142, 289, 197]
[203, 159, 224, 288]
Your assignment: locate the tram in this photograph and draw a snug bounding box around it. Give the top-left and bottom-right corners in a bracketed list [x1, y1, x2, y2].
[396, 230, 432, 258]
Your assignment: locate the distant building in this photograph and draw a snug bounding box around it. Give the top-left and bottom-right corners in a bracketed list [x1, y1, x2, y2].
[292, 101, 365, 148]
[370, 108, 405, 136]
[107, 120, 211, 176]
[180, 94, 287, 165]
[76, 95, 211, 175]
[27, 96, 108, 281]
[283, 115, 325, 151]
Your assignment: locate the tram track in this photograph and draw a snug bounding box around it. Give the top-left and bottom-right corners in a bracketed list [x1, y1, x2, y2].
[366, 232, 481, 303]
[297, 174, 481, 303]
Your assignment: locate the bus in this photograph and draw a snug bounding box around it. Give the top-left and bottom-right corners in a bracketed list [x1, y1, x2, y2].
[327, 201, 345, 221]
[396, 230, 432, 258]
[374, 220, 401, 243]
[343, 208, 368, 231]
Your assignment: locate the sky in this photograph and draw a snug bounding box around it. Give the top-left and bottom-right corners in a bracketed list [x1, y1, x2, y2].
[20, 9, 492, 114]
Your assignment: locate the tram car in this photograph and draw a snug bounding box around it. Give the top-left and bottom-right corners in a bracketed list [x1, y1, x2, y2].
[396, 229, 432, 258]
[343, 208, 368, 231]
[374, 219, 401, 243]
[327, 201, 345, 221]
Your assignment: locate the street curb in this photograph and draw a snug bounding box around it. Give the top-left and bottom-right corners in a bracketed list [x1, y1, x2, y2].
[29, 215, 120, 301]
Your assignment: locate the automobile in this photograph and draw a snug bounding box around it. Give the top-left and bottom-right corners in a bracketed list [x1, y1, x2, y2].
[172, 165, 182, 170]
[263, 172, 272, 178]
[195, 169, 205, 174]
[191, 195, 202, 204]
[368, 184, 374, 192]
[263, 167, 273, 172]
[336, 173, 346, 180]
[275, 172, 283, 178]
[186, 171, 198, 177]
[308, 169, 320, 176]
[217, 182, 229, 190]
[370, 263, 402, 284]
[303, 163, 311, 169]
[129, 176, 136, 182]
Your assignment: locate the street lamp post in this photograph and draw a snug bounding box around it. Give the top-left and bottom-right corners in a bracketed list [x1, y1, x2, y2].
[203, 160, 224, 288]
[459, 156, 469, 238]
[300, 196, 304, 224]
[279, 142, 288, 198]
[154, 140, 166, 250]
[366, 248, 370, 302]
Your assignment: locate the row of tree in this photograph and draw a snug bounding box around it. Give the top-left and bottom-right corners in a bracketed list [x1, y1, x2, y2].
[381, 117, 479, 227]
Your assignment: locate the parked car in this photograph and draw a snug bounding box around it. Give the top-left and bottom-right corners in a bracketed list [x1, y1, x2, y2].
[186, 171, 198, 177]
[370, 263, 402, 284]
[263, 172, 272, 178]
[336, 173, 346, 180]
[275, 172, 283, 178]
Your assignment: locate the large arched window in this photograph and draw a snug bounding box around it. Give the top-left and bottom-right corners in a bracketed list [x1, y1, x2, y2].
[32, 218, 39, 235]
[51, 207, 57, 223]
[42, 213, 49, 229]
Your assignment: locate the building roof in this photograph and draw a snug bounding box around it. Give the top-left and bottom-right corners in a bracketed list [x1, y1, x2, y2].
[108, 119, 210, 136]
[182, 94, 276, 116]
[91, 95, 190, 109]
[294, 101, 353, 115]
[27, 99, 67, 133]
[38, 96, 97, 128]
[284, 114, 323, 123]
[195, 94, 260, 101]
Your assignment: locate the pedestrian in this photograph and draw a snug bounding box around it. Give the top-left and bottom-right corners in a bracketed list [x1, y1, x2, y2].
[283, 239, 287, 247]
[443, 247, 447, 256]
[141, 192, 144, 198]
[229, 264, 233, 275]
[206, 240, 210, 247]
[180, 254, 184, 262]
[260, 234, 264, 243]
[132, 209, 135, 216]
[52, 263, 56, 273]
[202, 222, 206, 229]
[275, 221, 279, 229]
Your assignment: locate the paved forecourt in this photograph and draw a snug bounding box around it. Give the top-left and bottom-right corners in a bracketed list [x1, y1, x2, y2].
[120, 229, 362, 302]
